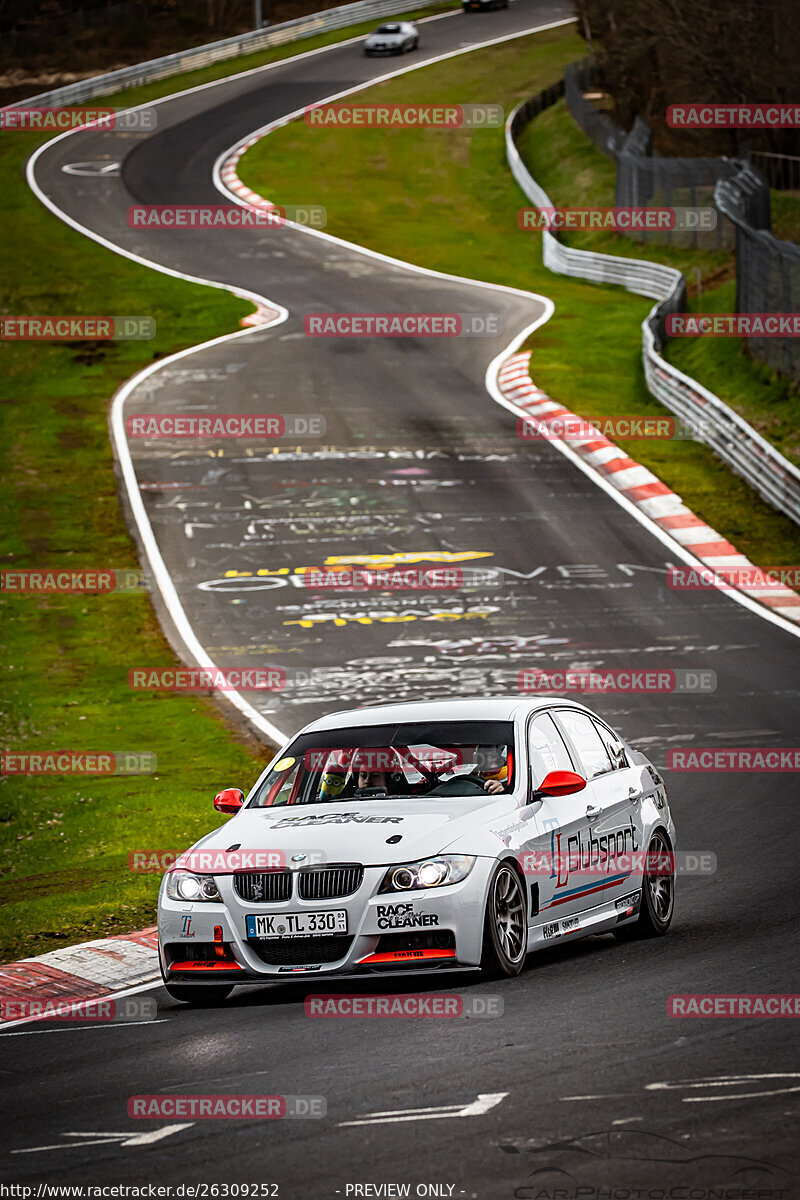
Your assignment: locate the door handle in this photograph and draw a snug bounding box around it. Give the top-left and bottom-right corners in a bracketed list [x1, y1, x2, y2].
[585, 804, 601, 820]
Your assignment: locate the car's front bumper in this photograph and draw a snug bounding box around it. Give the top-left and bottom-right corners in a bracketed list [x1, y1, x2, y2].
[158, 859, 494, 984]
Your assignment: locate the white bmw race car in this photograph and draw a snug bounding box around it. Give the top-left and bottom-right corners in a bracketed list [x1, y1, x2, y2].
[158, 698, 676, 1003]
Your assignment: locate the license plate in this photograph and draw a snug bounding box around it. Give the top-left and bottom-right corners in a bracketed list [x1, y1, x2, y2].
[246, 911, 347, 939]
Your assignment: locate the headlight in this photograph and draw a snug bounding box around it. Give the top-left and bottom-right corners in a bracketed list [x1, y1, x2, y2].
[165, 872, 221, 902]
[379, 855, 475, 893]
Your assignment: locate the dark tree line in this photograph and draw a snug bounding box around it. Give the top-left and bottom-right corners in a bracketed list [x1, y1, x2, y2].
[573, 0, 800, 156]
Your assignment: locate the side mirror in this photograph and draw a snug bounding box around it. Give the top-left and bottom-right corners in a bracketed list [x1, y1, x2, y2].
[214, 787, 244, 814]
[534, 770, 586, 799]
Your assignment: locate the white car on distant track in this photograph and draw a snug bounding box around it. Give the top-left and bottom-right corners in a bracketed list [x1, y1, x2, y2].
[363, 21, 419, 54]
[158, 698, 676, 1004]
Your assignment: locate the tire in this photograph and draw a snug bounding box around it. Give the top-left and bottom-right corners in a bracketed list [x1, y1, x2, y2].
[614, 829, 675, 940]
[480, 863, 527, 977]
[164, 983, 234, 1005]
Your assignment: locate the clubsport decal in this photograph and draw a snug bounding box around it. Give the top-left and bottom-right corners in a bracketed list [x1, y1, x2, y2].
[269, 812, 404, 828]
[376, 903, 439, 929]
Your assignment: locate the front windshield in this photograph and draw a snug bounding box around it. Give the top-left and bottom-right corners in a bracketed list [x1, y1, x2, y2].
[376, 24, 400, 32]
[249, 721, 515, 808]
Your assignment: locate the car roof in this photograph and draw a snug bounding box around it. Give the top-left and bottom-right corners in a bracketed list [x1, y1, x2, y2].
[296, 695, 596, 734]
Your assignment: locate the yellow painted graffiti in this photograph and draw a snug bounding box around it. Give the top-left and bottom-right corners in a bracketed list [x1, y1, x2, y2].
[284, 610, 497, 628]
[223, 551, 493, 579]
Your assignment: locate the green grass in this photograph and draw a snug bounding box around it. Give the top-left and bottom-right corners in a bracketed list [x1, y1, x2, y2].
[0, 122, 279, 960]
[238, 26, 800, 566]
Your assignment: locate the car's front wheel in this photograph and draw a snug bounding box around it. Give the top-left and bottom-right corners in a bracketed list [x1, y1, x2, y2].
[615, 829, 675, 939]
[481, 863, 527, 977]
[164, 983, 234, 1005]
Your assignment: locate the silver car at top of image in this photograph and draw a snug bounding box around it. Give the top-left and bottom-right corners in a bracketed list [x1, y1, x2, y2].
[363, 21, 419, 55]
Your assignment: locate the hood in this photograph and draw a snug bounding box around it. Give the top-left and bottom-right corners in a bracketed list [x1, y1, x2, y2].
[192, 795, 515, 867]
[366, 31, 403, 41]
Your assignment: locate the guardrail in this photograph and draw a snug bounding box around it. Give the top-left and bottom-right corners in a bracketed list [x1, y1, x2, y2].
[506, 91, 800, 528]
[5, 0, 452, 110]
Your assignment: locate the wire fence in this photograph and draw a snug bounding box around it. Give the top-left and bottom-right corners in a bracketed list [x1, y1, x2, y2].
[716, 166, 800, 383]
[750, 152, 800, 193]
[564, 58, 741, 251]
[506, 86, 800, 528]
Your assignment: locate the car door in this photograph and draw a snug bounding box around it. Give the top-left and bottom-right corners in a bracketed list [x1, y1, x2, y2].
[551, 708, 643, 910]
[522, 709, 592, 928]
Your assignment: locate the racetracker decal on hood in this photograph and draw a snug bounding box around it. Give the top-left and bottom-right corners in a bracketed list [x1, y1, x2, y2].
[268, 812, 405, 828]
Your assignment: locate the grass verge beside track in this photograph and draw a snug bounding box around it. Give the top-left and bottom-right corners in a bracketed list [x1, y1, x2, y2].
[0, 125, 277, 961]
[238, 25, 800, 565]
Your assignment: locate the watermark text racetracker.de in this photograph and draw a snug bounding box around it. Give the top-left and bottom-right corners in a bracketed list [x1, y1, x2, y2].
[125, 414, 325, 439]
[667, 748, 800, 771]
[0, 106, 156, 130]
[667, 564, 800, 591]
[305, 993, 503, 1018]
[1, 568, 146, 593]
[2, 317, 154, 340]
[519, 849, 715, 878]
[0, 996, 157, 1023]
[127, 205, 326, 228]
[129, 848, 326, 872]
[666, 313, 800, 337]
[1, 751, 156, 775]
[518, 206, 716, 232]
[518, 668, 716, 694]
[304, 103, 503, 127]
[668, 994, 800, 1017]
[667, 102, 800, 128]
[304, 313, 501, 337]
[127, 1095, 325, 1119]
[517, 415, 715, 442]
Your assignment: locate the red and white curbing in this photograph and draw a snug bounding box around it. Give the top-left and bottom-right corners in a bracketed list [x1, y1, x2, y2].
[499, 351, 800, 623]
[220, 141, 286, 329]
[0, 927, 159, 1024]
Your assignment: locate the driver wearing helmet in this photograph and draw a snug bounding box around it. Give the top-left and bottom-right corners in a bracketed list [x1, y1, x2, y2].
[472, 744, 510, 795]
[350, 747, 407, 796]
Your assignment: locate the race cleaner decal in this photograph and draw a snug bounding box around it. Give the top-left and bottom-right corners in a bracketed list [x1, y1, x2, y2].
[269, 812, 404, 828]
[376, 903, 440, 929]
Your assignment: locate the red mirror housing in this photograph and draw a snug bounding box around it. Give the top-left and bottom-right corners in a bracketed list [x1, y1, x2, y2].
[214, 787, 244, 814]
[535, 770, 586, 798]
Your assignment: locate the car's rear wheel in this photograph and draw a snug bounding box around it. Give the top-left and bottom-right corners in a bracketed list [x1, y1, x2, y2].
[615, 829, 675, 940]
[481, 863, 527, 977]
[164, 983, 234, 1005]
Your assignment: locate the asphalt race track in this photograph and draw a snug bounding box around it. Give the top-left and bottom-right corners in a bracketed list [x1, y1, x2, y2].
[7, 2, 800, 1194]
